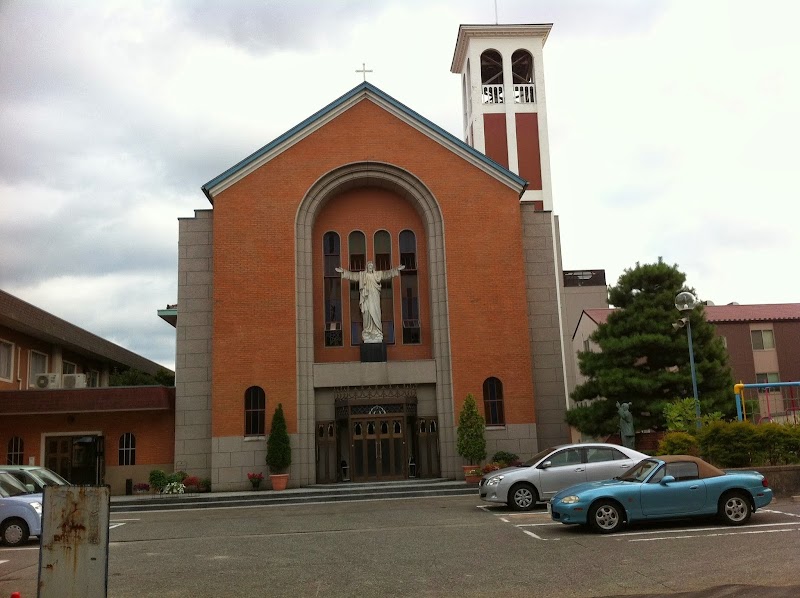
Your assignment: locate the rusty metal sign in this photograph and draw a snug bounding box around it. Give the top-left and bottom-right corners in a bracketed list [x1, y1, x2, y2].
[38, 486, 110, 598]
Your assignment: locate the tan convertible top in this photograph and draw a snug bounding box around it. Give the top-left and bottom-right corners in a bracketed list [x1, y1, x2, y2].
[657, 455, 725, 479]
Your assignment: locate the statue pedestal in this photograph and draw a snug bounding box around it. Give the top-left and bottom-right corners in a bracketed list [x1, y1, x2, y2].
[360, 343, 387, 363]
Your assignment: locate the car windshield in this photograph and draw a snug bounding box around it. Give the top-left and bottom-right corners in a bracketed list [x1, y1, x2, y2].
[0, 472, 33, 497]
[617, 459, 661, 483]
[522, 446, 560, 466]
[30, 468, 69, 486]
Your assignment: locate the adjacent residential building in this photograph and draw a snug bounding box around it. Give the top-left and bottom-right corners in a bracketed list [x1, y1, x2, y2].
[0, 289, 174, 495]
[570, 304, 800, 425]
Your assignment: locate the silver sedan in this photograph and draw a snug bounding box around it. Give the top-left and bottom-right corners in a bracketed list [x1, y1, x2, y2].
[479, 443, 649, 511]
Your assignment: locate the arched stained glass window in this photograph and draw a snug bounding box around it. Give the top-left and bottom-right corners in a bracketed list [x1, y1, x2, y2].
[483, 377, 505, 426]
[348, 231, 367, 345]
[323, 232, 343, 347]
[375, 230, 395, 344]
[245, 386, 266, 436]
[399, 230, 420, 344]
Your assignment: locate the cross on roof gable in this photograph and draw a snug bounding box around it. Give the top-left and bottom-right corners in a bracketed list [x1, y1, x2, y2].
[201, 81, 526, 203]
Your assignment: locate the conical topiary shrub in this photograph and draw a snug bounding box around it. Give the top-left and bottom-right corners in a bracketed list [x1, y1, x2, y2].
[456, 393, 486, 467]
[266, 403, 291, 489]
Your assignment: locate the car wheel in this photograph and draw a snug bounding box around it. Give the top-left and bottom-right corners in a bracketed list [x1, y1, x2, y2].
[508, 483, 538, 511]
[1, 518, 30, 547]
[719, 491, 752, 525]
[589, 500, 624, 534]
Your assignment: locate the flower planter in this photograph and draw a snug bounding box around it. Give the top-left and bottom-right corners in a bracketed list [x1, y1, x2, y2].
[270, 474, 289, 491]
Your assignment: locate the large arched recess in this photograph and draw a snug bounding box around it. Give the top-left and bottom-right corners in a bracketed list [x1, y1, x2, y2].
[294, 162, 455, 485]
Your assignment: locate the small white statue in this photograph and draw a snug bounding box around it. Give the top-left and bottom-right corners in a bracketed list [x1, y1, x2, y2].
[335, 261, 405, 343]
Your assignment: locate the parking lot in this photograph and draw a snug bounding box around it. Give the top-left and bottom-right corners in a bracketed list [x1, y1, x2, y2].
[477, 502, 800, 543]
[3, 495, 800, 597]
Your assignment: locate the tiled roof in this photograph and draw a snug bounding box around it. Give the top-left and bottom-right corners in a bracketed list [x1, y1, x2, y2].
[581, 304, 800, 327]
[583, 308, 614, 325]
[704, 303, 800, 322]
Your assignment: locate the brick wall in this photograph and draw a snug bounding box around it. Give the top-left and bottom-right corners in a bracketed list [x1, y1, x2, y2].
[210, 98, 537, 439]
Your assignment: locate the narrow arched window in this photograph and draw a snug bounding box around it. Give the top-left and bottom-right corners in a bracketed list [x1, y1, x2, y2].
[7, 437, 23, 465]
[348, 231, 367, 345]
[375, 230, 395, 344]
[483, 377, 505, 426]
[511, 49, 535, 103]
[399, 230, 420, 344]
[481, 49, 503, 104]
[323, 232, 343, 347]
[245, 386, 266, 436]
[118, 433, 136, 466]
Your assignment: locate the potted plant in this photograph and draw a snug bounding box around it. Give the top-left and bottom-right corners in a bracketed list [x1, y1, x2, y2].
[247, 472, 264, 490]
[265, 403, 291, 491]
[456, 393, 486, 481]
[132, 482, 150, 495]
[183, 476, 201, 493]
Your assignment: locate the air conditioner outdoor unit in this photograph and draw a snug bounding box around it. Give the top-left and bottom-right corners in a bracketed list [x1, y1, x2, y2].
[34, 373, 60, 389]
[62, 373, 87, 389]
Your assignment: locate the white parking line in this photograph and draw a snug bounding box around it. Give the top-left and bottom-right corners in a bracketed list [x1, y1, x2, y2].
[761, 509, 800, 518]
[0, 560, 8, 565]
[629, 527, 800, 542]
[521, 530, 552, 541]
[618, 521, 798, 537]
[109, 523, 127, 530]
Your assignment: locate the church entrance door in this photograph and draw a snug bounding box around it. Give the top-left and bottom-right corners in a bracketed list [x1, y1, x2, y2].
[350, 415, 406, 482]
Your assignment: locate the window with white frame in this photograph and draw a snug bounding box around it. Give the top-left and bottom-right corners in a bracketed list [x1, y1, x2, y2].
[0, 339, 13, 381]
[28, 350, 48, 386]
[62, 361, 77, 375]
[751, 329, 775, 350]
[118, 433, 136, 465]
[7, 437, 23, 465]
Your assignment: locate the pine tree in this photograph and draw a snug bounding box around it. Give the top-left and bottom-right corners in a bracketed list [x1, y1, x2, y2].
[568, 259, 734, 436]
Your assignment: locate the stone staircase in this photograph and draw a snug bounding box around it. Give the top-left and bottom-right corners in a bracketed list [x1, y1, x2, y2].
[111, 478, 476, 512]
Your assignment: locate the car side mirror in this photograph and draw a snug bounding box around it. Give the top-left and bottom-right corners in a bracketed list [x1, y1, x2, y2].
[540, 461, 552, 469]
[660, 475, 676, 485]
[25, 483, 35, 492]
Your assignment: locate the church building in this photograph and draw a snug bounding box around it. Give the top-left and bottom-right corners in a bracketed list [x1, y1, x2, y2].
[165, 24, 573, 490]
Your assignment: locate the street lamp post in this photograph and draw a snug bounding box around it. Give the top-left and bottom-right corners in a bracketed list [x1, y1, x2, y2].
[674, 291, 701, 429]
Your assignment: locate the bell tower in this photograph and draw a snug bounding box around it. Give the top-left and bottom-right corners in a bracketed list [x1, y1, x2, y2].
[452, 23, 572, 449]
[451, 24, 553, 210]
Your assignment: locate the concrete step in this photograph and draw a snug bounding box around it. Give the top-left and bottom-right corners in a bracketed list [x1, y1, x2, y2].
[111, 478, 478, 512]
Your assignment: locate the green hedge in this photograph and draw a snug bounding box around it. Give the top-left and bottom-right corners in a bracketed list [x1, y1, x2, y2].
[696, 421, 800, 467]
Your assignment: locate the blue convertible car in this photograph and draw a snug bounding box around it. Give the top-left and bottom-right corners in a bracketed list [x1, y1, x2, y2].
[549, 455, 772, 533]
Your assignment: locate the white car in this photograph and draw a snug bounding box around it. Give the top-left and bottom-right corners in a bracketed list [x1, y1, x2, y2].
[479, 443, 649, 511]
[0, 472, 43, 546]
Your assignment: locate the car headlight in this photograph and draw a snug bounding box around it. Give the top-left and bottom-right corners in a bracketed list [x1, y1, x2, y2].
[486, 476, 504, 486]
[559, 495, 580, 504]
[31, 501, 42, 514]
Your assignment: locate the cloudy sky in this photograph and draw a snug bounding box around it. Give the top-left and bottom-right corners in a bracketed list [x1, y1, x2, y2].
[2, 0, 798, 371]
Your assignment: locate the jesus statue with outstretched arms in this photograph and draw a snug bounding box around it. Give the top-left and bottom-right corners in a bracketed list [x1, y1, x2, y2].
[335, 261, 405, 343]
